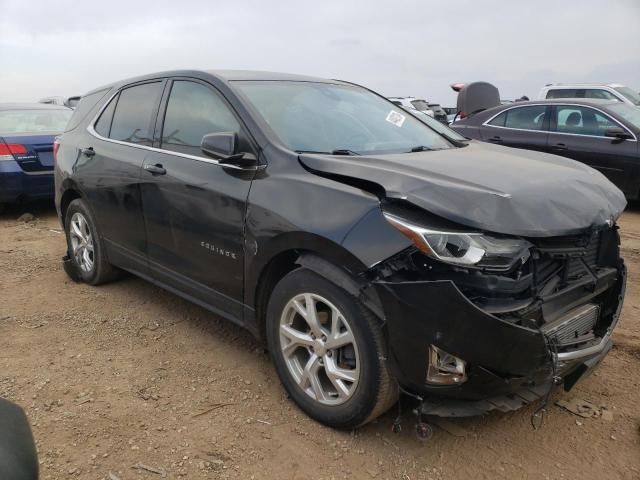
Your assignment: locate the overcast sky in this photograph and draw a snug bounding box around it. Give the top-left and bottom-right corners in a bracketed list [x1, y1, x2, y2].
[0, 0, 638, 106]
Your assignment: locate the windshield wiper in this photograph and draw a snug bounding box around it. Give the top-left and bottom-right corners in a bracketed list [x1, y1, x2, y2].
[295, 150, 331, 155]
[409, 145, 433, 152]
[331, 149, 360, 156]
[295, 149, 360, 156]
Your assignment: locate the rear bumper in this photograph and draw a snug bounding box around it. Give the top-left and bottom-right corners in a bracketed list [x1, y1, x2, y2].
[375, 261, 626, 416]
[0, 161, 54, 203]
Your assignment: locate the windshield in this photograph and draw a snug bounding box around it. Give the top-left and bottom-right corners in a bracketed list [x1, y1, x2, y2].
[608, 103, 640, 130]
[0, 109, 72, 134]
[234, 81, 454, 154]
[614, 86, 640, 106]
[410, 99, 430, 111]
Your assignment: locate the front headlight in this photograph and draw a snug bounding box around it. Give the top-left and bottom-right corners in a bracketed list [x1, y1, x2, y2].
[383, 212, 531, 271]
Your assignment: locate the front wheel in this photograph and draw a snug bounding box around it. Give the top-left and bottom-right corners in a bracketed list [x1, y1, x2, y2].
[266, 268, 398, 429]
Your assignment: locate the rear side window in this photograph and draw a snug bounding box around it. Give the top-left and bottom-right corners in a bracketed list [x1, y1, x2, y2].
[547, 88, 620, 100]
[64, 88, 110, 131]
[109, 82, 162, 146]
[488, 106, 547, 131]
[94, 95, 118, 137]
[546, 89, 579, 99]
[583, 89, 618, 101]
[161, 80, 240, 156]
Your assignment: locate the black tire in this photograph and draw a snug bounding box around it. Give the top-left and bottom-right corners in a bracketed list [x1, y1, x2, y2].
[266, 268, 398, 429]
[63, 198, 118, 285]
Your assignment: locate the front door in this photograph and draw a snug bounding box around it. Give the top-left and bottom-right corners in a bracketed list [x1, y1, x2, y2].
[547, 104, 638, 196]
[140, 79, 257, 322]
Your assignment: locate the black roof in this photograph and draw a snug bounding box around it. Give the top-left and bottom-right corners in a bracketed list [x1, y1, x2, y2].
[85, 69, 340, 96]
[0, 102, 71, 111]
[206, 70, 332, 82]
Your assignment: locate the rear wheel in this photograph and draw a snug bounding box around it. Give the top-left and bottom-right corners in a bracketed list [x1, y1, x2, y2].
[266, 268, 398, 429]
[64, 199, 118, 285]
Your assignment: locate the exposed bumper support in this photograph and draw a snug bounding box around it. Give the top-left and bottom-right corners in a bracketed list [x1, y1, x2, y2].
[374, 260, 625, 416]
[555, 335, 612, 362]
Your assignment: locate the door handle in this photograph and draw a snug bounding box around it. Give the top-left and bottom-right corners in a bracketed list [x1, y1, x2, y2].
[552, 143, 568, 151]
[144, 163, 166, 175]
[488, 136, 502, 143]
[81, 147, 95, 157]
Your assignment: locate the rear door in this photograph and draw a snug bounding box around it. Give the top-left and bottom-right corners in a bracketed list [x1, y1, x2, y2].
[140, 78, 257, 322]
[83, 80, 165, 275]
[480, 104, 550, 152]
[547, 104, 638, 195]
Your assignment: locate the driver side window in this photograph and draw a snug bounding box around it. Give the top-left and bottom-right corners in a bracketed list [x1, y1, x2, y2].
[161, 80, 241, 157]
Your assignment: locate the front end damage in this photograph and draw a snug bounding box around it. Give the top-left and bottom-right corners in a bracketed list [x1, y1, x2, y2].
[366, 224, 626, 417]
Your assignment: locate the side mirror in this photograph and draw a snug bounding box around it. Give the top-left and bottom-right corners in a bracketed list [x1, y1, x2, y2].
[201, 132, 237, 159]
[0, 399, 38, 480]
[200, 132, 257, 169]
[604, 127, 633, 141]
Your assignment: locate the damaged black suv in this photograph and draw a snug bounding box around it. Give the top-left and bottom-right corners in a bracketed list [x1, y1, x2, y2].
[54, 71, 626, 429]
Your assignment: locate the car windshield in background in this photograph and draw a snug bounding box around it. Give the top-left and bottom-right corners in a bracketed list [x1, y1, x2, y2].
[407, 108, 468, 142]
[0, 109, 72, 134]
[234, 82, 454, 154]
[410, 99, 430, 111]
[608, 103, 640, 130]
[614, 86, 640, 106]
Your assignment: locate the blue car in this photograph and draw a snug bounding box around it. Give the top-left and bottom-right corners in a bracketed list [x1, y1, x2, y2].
[0, 103, 72, 208]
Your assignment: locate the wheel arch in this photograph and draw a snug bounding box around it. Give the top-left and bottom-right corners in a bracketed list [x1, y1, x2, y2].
[59, 181, 84, 222]
[249, 233, 385, 341]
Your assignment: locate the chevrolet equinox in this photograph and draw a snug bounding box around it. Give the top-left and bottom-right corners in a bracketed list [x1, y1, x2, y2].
[54, 70, 626, 429]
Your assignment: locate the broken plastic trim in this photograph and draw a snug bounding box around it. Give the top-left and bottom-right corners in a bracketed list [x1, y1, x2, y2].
[426, 345, 467, 385]
[62, 253, 82, 282]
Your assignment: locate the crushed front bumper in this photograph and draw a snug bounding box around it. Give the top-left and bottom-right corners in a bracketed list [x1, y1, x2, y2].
[374, 261, 626, 417]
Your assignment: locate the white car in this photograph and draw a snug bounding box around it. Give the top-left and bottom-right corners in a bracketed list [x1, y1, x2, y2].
[39, 96, 81, 109]
[538, 83, 640, 107]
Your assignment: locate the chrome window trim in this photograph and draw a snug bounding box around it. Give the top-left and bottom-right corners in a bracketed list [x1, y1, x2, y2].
[86, 88, 264, 171]
[483, 102, 637, 142]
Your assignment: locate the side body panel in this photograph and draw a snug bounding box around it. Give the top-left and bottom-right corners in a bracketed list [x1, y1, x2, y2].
[140, 149, 253, 321]
[242, 144, 409, 313]
[82, 137, 149, 273]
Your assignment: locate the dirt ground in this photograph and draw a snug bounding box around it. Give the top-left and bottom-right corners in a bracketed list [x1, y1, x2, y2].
[1, 202, 639, 480]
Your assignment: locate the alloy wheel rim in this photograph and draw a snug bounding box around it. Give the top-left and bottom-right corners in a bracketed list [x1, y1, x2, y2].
[279, 293, 360, 406]
[69, 212, 94, 273]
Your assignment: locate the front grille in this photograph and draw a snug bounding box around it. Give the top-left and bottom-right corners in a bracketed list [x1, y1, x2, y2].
[542, 304, 599, 346]
[533, 230, 605, 291]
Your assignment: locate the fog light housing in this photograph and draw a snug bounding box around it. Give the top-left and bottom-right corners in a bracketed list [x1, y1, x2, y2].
[426, 345, 467, 385]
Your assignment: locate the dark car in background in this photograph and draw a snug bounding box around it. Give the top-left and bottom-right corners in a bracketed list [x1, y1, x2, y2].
[55, 70, 625, 429]
[451, 99, 640, 199]
[0, 103, 72, 209]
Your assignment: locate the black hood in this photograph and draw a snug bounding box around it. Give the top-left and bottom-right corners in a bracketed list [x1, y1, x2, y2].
[299, 142, 626, 237]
